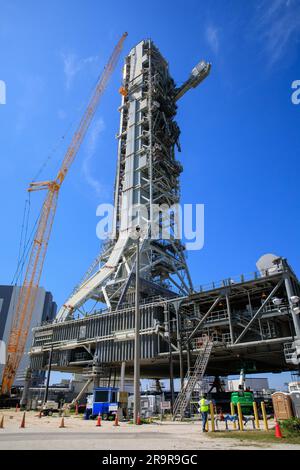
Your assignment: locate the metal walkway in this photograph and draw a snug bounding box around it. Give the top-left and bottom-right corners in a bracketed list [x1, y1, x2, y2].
[172, 337, 213, 420]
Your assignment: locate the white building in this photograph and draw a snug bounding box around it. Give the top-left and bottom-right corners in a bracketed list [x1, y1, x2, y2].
[227, 377, 269, 392]
[0, 285, 56, 386]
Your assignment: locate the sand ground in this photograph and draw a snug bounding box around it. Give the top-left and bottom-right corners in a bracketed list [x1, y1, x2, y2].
[0, 409, 299, 450]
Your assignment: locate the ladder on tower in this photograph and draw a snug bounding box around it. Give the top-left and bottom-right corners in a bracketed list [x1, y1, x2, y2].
[172, 337, 213, 420]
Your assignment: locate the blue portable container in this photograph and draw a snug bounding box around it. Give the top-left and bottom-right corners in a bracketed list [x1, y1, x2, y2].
[91, 387, 119, 418]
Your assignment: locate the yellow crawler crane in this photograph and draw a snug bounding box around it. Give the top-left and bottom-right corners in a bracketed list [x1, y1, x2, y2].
[1, 32, 128, 395]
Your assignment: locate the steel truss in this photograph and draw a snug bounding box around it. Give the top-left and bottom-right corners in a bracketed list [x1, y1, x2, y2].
[30, 258, 300, 392]
[56, 40, 210, 321]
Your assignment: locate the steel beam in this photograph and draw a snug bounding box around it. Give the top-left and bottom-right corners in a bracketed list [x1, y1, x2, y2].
[226, 293, 234, 344]
[234, 279, 283, 344]
[284, 272, 300, 338]
[187, 295, 223, 343]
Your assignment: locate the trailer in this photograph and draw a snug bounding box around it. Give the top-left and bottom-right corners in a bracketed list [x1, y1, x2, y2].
[86, 387, 119, 419]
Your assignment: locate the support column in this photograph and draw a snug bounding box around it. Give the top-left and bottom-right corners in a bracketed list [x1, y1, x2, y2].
[20, 367, 32, 409]
[175, 302, 184, 389]
[187, 341, 191, 373]
[285, 273, 300, 338]
[113, 368, 117, 388]
[120, 361, 126, 391]
[107, 368, 112, 388]
[167, 307, 175, 413]
[93, 362, 103, 388]
[43, 345, 53, 404]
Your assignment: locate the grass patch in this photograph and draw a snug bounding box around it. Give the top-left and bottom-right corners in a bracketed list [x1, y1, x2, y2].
[279, 418, 300, 436]
[208, 430, 300, 445]
[127, 417, 153, 425]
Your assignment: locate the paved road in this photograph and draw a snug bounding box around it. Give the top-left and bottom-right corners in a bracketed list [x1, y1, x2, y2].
[1, 429, 299, 450]
[0, 431, 249, 450]
[0, 428, 205, 450]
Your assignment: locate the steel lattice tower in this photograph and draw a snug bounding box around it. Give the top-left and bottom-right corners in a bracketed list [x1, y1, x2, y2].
[57, 40, 210, 320]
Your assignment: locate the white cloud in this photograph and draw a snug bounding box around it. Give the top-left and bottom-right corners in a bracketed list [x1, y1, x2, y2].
[82, 117, 108, 198]
[205, 25, 220, 55]
[256, 0, 300, 66]
[61, 52, 98, 90]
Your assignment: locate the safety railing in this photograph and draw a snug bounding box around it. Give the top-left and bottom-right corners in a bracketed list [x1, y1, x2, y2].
[284, 342, 296, 363]
[193, 268, 283, 294]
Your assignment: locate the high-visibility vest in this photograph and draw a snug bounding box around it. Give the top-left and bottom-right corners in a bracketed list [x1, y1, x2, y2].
[199, 398, 209, 412]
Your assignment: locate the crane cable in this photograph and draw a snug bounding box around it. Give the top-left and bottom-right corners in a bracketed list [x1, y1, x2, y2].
[11, 199, 42, 286]
[31, 57, 106, 184]
[11, 55, 106, 285]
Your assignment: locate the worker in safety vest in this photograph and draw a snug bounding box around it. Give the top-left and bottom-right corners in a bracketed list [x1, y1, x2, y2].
[199, 393, 210, 432]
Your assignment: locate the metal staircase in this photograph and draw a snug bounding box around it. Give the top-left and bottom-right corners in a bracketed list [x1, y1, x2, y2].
[172, 337, 213, 420]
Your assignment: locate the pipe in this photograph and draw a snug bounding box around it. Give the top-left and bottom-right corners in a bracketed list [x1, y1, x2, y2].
[71, 378, 93, 405]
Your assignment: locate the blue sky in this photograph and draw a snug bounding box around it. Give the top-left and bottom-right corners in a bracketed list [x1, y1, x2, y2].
[1, 0, 300, 388]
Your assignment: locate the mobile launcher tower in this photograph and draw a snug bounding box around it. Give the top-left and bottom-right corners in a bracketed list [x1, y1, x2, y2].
[57, 40, 210, 320]
[29, 41, 300, 417]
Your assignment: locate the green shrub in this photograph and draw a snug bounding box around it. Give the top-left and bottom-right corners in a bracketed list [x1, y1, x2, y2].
[127, 417, 151, 425]
[279, 418, 300, 435]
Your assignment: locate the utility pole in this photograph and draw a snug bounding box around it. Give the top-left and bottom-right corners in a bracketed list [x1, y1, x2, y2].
[133, 226, 141, 424]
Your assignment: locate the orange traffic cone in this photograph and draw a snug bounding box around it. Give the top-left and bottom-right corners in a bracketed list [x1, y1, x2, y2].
[20, 412, 26, 428]
[275, 419, 283, 438]
[15, 403, 19, 412]
[113, 413, 120, 427]
[75, 403, 79, 415]
[96, 414, 102, 427]
[59, 416, 66, 428]
[137, 413, 141, 425]
[0, 415, 4, 429]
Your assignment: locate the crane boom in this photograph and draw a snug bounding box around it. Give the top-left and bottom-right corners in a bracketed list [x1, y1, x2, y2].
[1, 32, 128, 395]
